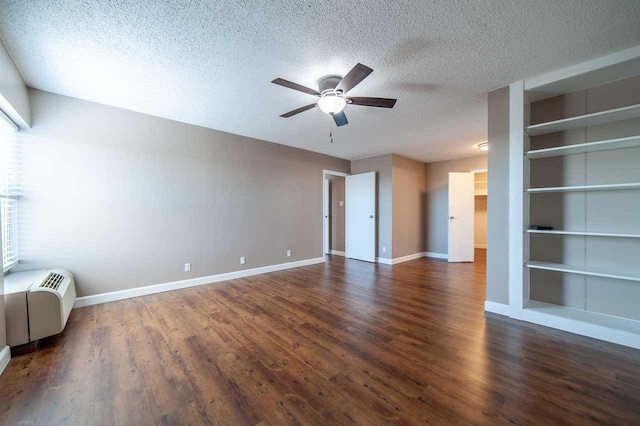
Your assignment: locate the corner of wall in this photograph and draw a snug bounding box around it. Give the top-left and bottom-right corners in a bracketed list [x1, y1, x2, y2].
[0, 39, 31, 128]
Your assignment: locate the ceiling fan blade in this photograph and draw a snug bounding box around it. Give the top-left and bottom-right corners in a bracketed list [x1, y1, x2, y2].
[272, 78, 320, 96]
[348, 97, 397, 108]
[280, 103, 317, 118]
[333, 111, 348, 127]
[336, 63, 373, 94]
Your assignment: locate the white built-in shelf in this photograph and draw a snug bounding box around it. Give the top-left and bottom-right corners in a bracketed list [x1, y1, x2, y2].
[475, 180, 487, 184]
[526, 261, 640, 282]
[526, 135, 640, 159]
[525, 104, 640, 136]
[527, 182, 640, 193]
[527, 229, 640, 238]
[525, 301, 640, 336]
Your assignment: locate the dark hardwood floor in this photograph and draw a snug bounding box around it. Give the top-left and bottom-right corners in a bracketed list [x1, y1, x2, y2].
[1, 250, 639, 425]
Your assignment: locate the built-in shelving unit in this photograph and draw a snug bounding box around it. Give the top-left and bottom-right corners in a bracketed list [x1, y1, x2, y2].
[525, 104, 640, 136]
[526, 135, 640, 159]
[526, 261, 640, 283]
[527, 182, 640, 193]
[524, 301, 640, 344]
[474, 173, 487, 197]
[506, 47, 640, 350]
[527, 229, 640, 238]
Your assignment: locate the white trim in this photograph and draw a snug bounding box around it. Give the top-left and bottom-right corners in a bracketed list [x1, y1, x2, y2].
[378, 252, 446, 265]
[508, 81, 526, 319]
[525, 45, 640, 91]
[474, 244, 486, 249]
[0, 345, 10, 376]
[3, 260, 18, 274]
[484, 301, 510, 316]
[322, 169, 350, 178]
[0, 108, 18, 131]
[424, 251, 448, 260]
[322, 169, 350, 258]
[74, 257, 325, 308]
[390, 252, 426, 265]
[329, 250, 345, 257]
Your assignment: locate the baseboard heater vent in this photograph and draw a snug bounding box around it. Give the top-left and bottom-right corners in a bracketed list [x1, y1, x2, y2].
[4, 268, 77, 347]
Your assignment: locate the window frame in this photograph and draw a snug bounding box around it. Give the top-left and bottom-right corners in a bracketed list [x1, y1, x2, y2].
[0, 108, 19, 273]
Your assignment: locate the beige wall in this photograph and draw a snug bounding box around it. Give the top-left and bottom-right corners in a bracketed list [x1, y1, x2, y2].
[424, 155, 487, 255]
[351, 154, 393, 259]
[15, 90, 350, 297]
[486, 86, 510, 305]
[392, 155, 426, 257]
[327, 175, 345, 252]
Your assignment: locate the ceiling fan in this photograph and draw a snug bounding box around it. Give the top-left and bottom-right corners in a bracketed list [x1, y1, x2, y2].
[271, 63, 397, 127]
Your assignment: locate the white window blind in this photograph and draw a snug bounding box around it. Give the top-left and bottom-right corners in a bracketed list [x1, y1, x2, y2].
[0, 113, 18, 270]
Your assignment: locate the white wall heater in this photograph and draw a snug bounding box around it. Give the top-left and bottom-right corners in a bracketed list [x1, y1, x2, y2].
[4, 268, 77, 347]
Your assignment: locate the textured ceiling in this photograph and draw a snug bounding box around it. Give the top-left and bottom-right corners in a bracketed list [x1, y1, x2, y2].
[1, 1, 640, 162]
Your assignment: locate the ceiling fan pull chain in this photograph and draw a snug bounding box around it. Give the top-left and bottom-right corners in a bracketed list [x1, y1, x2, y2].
[330, 126, 334, 144]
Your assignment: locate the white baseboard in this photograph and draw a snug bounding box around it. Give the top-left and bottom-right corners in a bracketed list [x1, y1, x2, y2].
[329, 250, 345, 257]
[475, 244, 487, 249]
[424, 251, 448, 260]
[378, 252, 446, 265]
[390, 252, 427, 265]
[484, 301, 510, 316]
[0, 345, 10, 377]
[75, 257, 325, 308]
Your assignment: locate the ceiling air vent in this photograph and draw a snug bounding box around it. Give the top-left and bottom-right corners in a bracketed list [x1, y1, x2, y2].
[39, 272, 65, 290]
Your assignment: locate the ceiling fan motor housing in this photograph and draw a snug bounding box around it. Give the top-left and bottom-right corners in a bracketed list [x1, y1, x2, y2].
[318, 75, 342, 94]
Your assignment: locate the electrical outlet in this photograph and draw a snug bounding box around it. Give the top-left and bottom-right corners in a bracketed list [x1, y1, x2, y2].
[339, 201, 344, 207]
[286, 249, 292, 257]
[184, 263, 191, 272]
[382, 247, 386, 253]
[240, 256, 246, 265]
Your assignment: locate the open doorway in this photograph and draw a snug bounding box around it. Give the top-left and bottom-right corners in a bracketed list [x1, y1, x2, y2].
[447, 168, 487, 263]
[474, 170, 488, 264]
[323, 170, 349, 258]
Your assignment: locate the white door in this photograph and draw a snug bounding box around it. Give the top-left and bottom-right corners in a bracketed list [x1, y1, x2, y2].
[323, 178, 330, 255]
[346, 172, 376, 262]
[448, 172, 475, 262]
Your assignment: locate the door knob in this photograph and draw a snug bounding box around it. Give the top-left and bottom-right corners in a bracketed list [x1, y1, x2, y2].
[449, 216, 455, 220]
[370, 215, 374, 218]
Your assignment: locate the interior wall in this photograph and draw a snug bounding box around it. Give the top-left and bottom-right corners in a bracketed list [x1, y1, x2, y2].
[528, 75, 640, 318]
[486, 86, 510, 305]
[351, 154, 393, 259]
[15, 89, 350, 297]
[392, 154, 426, 258]
[424, 154, 487, 255]
[327, 175, 345, 252]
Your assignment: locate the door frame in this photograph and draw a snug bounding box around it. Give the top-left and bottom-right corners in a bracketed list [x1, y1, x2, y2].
[322, 170, 350, 260]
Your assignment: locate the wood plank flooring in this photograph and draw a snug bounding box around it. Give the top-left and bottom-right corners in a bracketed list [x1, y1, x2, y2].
[1, 250, 640, 425]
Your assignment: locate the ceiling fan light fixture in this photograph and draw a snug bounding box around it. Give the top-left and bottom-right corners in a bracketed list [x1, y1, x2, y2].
[477, 141, 488, 151]
[317, 95, 346, 115]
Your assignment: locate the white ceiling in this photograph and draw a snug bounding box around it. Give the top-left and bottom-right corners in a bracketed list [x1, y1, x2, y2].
[1, 1, 639, 162]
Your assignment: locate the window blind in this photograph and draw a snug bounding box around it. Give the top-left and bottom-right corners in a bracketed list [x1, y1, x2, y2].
[0, 114, 18, 270]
